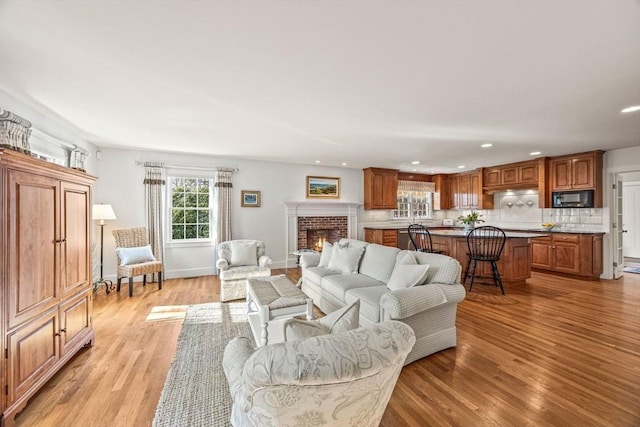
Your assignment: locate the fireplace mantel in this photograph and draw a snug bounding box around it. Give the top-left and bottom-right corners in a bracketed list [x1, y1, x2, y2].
[283, 201, 361, 267]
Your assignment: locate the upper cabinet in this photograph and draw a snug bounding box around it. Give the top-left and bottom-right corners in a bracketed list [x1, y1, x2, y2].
[550, 151, 603, 191]
[433, 174, 454, 210]
[549, 151, 603, 207]
[363, 167, 398, 210]
[482, 159, 542, 190]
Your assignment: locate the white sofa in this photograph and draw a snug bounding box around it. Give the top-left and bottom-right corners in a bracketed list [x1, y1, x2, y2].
[300, 239, 466, 365]
[223, 320, 415, 427]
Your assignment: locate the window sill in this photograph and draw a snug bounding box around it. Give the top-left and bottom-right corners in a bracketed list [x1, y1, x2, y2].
[165, 240, 215, 249]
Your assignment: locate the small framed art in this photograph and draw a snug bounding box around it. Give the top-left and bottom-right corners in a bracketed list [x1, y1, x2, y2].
[306, 176, 340, 199]
[241, 190, 261, 207]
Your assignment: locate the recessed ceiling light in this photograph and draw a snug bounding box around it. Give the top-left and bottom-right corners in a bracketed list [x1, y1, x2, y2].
[315, 160, 321, 164]
[621, 105, 640, 113]
[457, 165, 465, 169]
[411, 161, 420, 165]
[530, 151, 541, 156]
[481, 143, 493, 148]
[341, 162, 347, 166]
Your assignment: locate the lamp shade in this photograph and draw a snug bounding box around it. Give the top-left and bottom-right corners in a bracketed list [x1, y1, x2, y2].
[92, 204, 117, 221]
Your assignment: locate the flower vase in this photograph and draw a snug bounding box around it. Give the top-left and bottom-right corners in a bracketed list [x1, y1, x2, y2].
[464, 222, 475, 234]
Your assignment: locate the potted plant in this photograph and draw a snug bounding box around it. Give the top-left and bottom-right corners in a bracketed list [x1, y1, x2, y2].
[458, 211, 484, 232]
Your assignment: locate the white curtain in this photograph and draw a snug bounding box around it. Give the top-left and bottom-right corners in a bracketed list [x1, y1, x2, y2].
[144, 162, 165, 280]
[215, 169, 233, 243]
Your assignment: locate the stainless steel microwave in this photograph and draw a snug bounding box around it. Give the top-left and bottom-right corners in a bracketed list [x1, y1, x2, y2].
[552, 190, 595, 208]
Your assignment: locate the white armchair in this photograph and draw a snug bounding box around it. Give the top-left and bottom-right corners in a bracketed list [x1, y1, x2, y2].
[223, 320, 416, 427]
[216, 240, 272, 301]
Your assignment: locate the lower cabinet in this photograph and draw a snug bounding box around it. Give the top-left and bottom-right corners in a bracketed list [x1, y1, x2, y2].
[364, 228, 398, 248]
[531, 233, 603, 279]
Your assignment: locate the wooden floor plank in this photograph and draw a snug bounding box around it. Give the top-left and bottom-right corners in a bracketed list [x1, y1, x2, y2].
[12, 270, 640, 427]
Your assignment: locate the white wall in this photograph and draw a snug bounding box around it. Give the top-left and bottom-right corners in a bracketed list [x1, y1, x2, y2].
[94, 147, 363, 281]
[603, 146, 640, 278]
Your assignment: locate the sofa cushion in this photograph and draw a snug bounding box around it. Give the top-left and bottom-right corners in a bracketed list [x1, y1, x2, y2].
[358, 243, 401, 284]
[318, 241, 334, 267]
[328, 245, 365, 274]
[219, 265, 270, 281]
[303, 266, 338, 287]
[344, 286, 389, 323]
[322, 273, 384, 302]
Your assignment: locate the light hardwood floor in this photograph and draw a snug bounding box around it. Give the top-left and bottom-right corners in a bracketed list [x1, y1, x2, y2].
[13, 270, 640, 427]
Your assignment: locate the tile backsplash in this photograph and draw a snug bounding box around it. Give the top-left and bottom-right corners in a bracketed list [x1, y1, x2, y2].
[446, 190, 606, 231]
[362, 190, 607, 232]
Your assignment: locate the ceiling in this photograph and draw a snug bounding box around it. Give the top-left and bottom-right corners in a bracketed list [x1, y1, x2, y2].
[1, 1, 639, 173]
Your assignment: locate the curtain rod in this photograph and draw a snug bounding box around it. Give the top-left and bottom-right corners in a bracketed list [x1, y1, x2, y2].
[134, 161, 238, 172]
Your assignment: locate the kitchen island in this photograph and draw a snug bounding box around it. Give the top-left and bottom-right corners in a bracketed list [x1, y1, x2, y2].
[426, 229, 548, 286]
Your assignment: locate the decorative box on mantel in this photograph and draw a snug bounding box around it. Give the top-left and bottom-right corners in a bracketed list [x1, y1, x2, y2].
[0, 108, 32, 154]
[283, 201, 361, 268]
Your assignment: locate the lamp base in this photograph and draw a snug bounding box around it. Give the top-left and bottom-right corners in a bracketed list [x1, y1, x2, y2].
[93, 278, 115, 294]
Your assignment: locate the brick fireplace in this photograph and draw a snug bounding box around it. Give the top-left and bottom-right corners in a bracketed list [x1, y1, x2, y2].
[284, 202, 360, 268]
[297, 216, 348, 251]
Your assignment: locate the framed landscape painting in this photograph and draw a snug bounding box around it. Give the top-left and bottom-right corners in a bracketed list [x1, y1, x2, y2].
[306, 176, 340, 199]
[241, 190, 261, 207]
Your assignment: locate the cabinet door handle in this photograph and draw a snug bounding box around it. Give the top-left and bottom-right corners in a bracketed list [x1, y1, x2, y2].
[55, 332, 61, 337]
[55, 238, 66, 243]
[60, 328, 67, 333]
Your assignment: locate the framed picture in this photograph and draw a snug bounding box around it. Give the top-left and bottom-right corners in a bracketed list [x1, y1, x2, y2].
[306, 176, 340, 199]
[241, 190, 261, 207]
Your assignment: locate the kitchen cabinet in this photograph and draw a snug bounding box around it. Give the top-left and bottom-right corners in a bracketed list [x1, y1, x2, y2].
[482, 159, 540, 189]
[364, 228, 398, 248]
[453, 171, 485, 209]
[550, 151, 603, 190]
[363, 167, 398, 210]
[432, 174, 454, 210]
[0, 149, 95, 425]
[531, 232, 603, 279]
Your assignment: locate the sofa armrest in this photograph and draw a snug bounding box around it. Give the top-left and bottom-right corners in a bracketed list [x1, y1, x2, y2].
[223, 337, 256, 412]
[258, 255, 272, 267]
[300, 253, 321, 268]
[216, 258, 229, 271]
[380, 283, 466, 320]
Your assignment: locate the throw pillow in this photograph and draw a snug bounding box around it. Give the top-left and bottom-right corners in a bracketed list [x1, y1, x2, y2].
[318, 241, 333, 267]
[397, 251, 417, 266]
[284, 301, 360, 341]
[387, 264, 430, 290]
[116, 245, 156, 266]
[229, 241, 258, 266]
[328, 245, 364, 274]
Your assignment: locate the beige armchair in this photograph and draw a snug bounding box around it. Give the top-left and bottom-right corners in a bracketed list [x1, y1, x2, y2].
[216, 240, 272, 302]
[112, 227, 163, 297]
[223, 320, 416, 427]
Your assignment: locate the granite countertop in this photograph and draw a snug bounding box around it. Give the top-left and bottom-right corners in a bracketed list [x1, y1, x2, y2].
[427, 229, 548, 238]
[363, 224, 605, 235]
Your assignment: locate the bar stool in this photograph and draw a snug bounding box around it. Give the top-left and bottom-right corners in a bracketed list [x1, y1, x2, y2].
[464, 226, 507, 295]
[408, 224, 443, 254]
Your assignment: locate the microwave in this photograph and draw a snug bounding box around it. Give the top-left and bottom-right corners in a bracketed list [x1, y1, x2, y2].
[552, 190, 594, 208]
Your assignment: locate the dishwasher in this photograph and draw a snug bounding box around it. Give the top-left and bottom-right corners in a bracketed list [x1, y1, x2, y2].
[397, 229, 413, 250]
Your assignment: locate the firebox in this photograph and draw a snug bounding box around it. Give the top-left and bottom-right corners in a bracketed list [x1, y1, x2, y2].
[296, 216, 348, 251]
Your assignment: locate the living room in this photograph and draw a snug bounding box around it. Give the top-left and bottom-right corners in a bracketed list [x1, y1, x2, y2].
[1, 1, 640, 426]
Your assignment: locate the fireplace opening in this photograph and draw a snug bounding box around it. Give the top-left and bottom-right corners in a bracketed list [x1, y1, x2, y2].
[307, 228, 339, 251]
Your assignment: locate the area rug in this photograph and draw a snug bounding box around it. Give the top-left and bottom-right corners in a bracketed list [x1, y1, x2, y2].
[152, 302, 252, 427]
[623, 266, 640, 274]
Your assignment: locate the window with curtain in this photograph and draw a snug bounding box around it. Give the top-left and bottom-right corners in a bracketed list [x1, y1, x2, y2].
[394, 180, 435, 220]
[168, 176, 213, 241]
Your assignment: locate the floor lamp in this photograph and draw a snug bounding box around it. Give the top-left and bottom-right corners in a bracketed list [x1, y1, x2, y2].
[92, 203, 117, 293]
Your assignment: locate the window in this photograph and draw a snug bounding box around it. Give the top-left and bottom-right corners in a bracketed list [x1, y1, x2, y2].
[169, 177, 212, 241]
[394, 180, 434, 220]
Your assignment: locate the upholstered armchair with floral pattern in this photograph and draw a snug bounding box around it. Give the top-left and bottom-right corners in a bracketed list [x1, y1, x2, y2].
[216, 240, 272, 302]
[223, 320, 416, 427]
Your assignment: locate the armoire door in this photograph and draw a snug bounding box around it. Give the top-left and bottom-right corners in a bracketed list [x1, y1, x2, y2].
[60, 181, 92, 298]
[7, 170, 59, 329]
